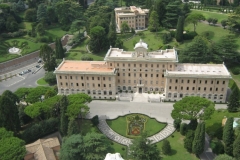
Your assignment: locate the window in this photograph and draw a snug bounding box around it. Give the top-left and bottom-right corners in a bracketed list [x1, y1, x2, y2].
[87, 83, 89, 87]
[163, 64, 165, 68]
[66, 83, 68, 86]
[169, 86, 172, 90]
[128, 73, 131, 76]
[170, 79, 172, 83]
[87, 77, 89, 80]
[192, 87, 195, 90]
[82, 83, 84, 86]
[123, 73, 125, 76]
[140, 73, 142, 77]
[205, 80, 207, 84]
[128, 80, 131, 83]
[204, 87, 206, 91]
[181, 86, 183, 90]
[175, 79, 178, 83]
[76, 76, 78, 80]
[71, 83, 73, 86]
[103, 77, 105, 80]
[211, 80, 213, 84]
[88, 90, 91, 94]
[145, 74, 147, 77]
[128, 63, 130, 67]
[181, 80, 184, 83]
[145, 64, 147, 67]
[180, 93, 183, 98]
[92, 77, 94, 80]
[98, 84, 100, 87]
[65, 76, 67, 79]
[216, 88, 218, 91]
[117, 63, 119, 67]
[118, 73, 120, 76]
[162, 74, 164, 78]
[170, 65, 172, 68]
[175, 86, 177, 90]
[222, 88, 224, 91]
[110, 63, 112, 66]
[93, 84, 95, 87]
[151, 64, 153, 67]
[210, 87, 212, 91]
[123, 63, 125, 67]
[118, 80, 120, 83]
[151, 74, 153, 77]
[70, 76, 72, 79]
[217, 81, 219, 84]
[98, 77, 100, 80]
[193, 80, 195, 83]
[187, 80, 190, 83]
[156, 74, 158, 77]
[60, 82, 62, 85]
[109, 77, 111, 81]
[198, 87, 201, 91]
[109, 84, 111, 87]
[104, 84, 106, 87]
[168, 93, 171, 98]
[151, 81, 153, 84]
[109, 91, 112, 95]
[187, 87, 189, 90]
[134, 64, 136, 67]
[140, 64, 142, 67]
[104, 91, 107, 95]
[199, 80, 201, 84]
[157, 64, 159, 68]
[223, 81, 225, 84]
[60, 76, 62, 79]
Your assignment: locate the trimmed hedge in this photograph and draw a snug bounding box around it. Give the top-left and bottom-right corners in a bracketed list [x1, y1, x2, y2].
[21, 118, 59, 143]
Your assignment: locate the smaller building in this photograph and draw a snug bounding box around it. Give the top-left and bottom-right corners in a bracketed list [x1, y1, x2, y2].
[24, 137, 60, 160]
[115, 6, 149, 30]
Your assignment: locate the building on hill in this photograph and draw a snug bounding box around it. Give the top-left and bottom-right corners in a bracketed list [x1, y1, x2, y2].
[54, 39, 231, 103]
[24, 137, 60, 160]
[115, 6, 149, 31]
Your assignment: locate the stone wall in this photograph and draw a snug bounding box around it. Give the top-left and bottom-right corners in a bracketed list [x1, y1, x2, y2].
[0, 35, 69, 75]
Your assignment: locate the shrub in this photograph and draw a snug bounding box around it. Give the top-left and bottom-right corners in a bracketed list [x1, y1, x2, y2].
[173, 119, 182, 131]
[91, 115, 99, 126]
[231, 67, 240, 75]
[183, 31, 197, 40]
[180, 123, 188, 135]
[81, 55, 93, 61]
[21, 118, 59, 143]
[37, 36, 48, 43]
[162, 140, 171, 155]
[162, 32, 172, 44]
[210, 140, 224, 154]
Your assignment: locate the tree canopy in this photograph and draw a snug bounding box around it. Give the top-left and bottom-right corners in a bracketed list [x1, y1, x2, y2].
[171, 96, 215, 120]
[185, 13, 205, 32]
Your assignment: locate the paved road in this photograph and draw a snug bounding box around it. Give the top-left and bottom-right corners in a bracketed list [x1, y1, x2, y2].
[200, 133, 216, 160]
[0, 66, 45, 94]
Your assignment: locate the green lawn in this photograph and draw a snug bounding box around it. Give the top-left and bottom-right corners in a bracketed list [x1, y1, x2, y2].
[45, 27, 68, 39]
[106, 114, 167, 138]
[157, 132, 199, 160]
[66, 38, 105, 61]
[18, 22, 32, 30]
[37, 78, 48, 85]
[205, 110, 240, 138]
[191, 10, 228, 22]
[0, 38, 43, 63]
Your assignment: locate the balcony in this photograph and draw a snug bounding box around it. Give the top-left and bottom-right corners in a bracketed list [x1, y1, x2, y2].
[137, 83, 144, 87]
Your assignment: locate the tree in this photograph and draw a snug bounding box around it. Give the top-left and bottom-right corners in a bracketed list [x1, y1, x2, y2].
[175, 16, 184, 42]
[233, 133, 240, 159]
[129, 132, 161, 160]
[89, 26, 108, 53]
[55, 38, 64, 59]
[70, 20, 84, 34]
[185, 13, 205, 32]
[25, 8, 37, 22]
[47, 6, 57, 24]
[115, 38, 123, 48]
[60, 134, 84, 160]
[14, 88, 30, 100]
[44, 71, 57, 85]
[148, 11, 159, 32]
[207, 17, 213, 24]
[37, 3, 47, 23]
[227, 7, 240, 31]
[180, 123, 188, 135]
[59, 95, 69, 137]
[153, 0, 166, 26]
[184, 130, 195, 152]
[192, 122, 205, 155]
[227, 87, 240, 112]
[39, 44, 56, 71]
[188, 119, 198, 131]
[173, 118, 182, 131]
[6, 16, 18, 32]
[0, 128, 26, 160]
[162, 140, 171, 155]
[221, 20, 228, 29]
[223, 117, 234, 156]
[171, 96, 215, 121]
[67, 119, 80, 136]
[2, 90, 19, 104]
[212, 18, 218, 25]
[82, 132, 110, 160]
[121, 21, 130, 33]
[214, 154, 234, 160]
[163, 2, 181, 28]
[36, 23, 45, 36]
[0, 93, 20, 134]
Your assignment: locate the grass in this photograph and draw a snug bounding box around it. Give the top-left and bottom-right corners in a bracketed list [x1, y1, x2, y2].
[205, 109, 240, 137]
[106, 114, 167, 138]
[66, 38, 105, 61]
[191, 10, 228, 22]
[156, 132, 199, 160]
[0, 38, 43, 63]
[18, 22, 32, 30]
[45, 27, 68, 39]
[37, 78, 48, 85]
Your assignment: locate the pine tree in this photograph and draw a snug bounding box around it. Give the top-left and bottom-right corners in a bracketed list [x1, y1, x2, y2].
[148, 11, 159, 32]
[192, 122, 205, 155]
[227, 87, 240, 112]
[223, 117, 234, 156]
[184, 130, 195, 152]
[233, 133, 240, 159]
[59, 95, 69, 137]
[175, 16, 184, 42]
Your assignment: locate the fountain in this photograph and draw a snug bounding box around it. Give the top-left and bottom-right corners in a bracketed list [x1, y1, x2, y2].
[8, 47, 21, 55]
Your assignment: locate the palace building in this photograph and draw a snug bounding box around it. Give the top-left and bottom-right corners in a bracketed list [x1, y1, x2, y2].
[115, 6, 149, 30]
[54, 39, 231, 103]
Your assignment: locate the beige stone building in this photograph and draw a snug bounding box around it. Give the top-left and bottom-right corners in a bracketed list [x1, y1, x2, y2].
[54, 39, 231, 102]
[115, 6, 149, 30]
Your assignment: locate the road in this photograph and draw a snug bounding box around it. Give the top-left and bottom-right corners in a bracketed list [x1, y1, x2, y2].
[0, 66, 45, 94]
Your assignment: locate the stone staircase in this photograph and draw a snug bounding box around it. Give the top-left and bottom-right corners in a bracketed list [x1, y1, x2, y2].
[131, 93, 149, 103]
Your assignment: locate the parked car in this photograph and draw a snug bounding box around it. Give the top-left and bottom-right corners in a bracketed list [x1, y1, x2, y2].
[36, 65, 40, 68]
[38, 59, 42, 63]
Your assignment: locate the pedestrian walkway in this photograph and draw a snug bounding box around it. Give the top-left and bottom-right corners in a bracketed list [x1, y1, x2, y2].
[97, 118, 175, 146]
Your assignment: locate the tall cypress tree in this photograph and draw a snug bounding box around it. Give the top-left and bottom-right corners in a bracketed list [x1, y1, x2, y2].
[184, 130, 195, 153]
[175, 16, 184, 42]
[59, 95, 69, 137]
[58, 38, 65, 59]
[233, 133, 240, 159]
[223, 117, 234, 156]
[227, 87, 240, 112]
[192, 122, 205, 155]
[55, 38, 60, 59]
[108, 11, 117, 47]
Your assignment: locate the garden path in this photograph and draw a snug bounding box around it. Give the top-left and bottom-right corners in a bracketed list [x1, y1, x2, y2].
[97, 118, 175, 146]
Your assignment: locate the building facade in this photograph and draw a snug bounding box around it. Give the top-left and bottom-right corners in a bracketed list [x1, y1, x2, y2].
[115, 6, 149, 30]
[54, 39, 231, 102]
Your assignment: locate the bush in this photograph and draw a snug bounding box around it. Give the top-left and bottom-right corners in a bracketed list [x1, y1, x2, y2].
[162, 140, 171, 155]
[231, 67, 240, 75]
[210, 140, 224, 154]
[173, 119, 182, 131]
[44, 72, 56, 85]
[183, 31, 197, 40]
[180, 123, 188, 135]
[21, 118, 59, 143]
[1, 29, 27, 38]
[81, 55, 93, 61]
[91, 115, 99, 126]
[37, 36, 48, 43]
